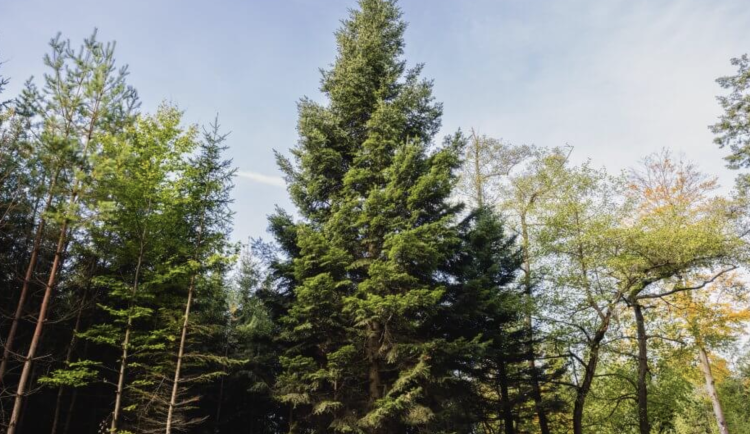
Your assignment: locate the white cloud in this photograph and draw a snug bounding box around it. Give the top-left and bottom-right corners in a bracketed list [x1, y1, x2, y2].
[237, 170, 286, 187]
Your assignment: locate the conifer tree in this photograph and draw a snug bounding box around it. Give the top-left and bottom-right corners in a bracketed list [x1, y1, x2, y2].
[5, 31, 138, 434]
[271, 1, 494, 431]
[444, 207, 524, 433]
[217, 244, 285, 433]
[711, 54, 750, 194]
[0, 65, 40, 372]
[165, 119, 235, 434]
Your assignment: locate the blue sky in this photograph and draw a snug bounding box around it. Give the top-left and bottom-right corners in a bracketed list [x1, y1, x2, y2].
[2, 0, 750, 243]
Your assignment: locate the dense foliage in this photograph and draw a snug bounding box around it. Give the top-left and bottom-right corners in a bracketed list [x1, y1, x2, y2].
[1, 1, 749, 433]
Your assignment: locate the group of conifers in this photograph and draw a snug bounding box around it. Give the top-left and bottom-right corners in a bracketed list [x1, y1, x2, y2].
[1, 0, 749, 433]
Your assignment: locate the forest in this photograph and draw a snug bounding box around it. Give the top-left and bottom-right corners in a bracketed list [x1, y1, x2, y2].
[1, 0, 749, 433]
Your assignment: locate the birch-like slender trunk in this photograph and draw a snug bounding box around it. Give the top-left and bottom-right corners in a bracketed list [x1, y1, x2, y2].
[165, 272, 197, 433]
[111, 228, 148, 433]
[698, 345, 730, 434]
[165, 205, 206, 433]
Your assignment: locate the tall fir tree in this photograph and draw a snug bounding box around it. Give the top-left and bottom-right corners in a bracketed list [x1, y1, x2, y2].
[270, 1, 503, 432]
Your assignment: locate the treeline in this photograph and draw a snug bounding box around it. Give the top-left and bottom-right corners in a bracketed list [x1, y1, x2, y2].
[1, 1, 750, 433]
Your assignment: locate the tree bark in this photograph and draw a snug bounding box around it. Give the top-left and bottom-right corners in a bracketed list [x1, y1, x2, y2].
[111, 232, 147, 434]
[698, 345, 730, 434]
[165, 271, 197, 434]
[633, 302, 650, 434]
[4, 52, 103, 430]
[2, 81, 99, 387]
[0, 170, 59, 382]
[573, 310, 612, 434]
[497, 359, 515, 434]
[6, 217, 68, 434]
[166, 200, 207, 434]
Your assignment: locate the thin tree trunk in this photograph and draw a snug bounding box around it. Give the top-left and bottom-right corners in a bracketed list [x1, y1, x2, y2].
[165, 271, 197, 433]
[20, 172, 47, 257]
[471, 129, 484, 208]
[519, 213, 550, 434]
[2, 86, 99, 387]
[497, 359, 515, 434]
[50, 375, 67, 434]
[573, 311, 612, 434]
[633, 302, 650, 434]
[698, 345, 730, 434]
[6, 217, 68, 434]
[0, 169, 59, 382]
[61, 378, 79, 434]
[166, 204, 207, 434]
[367, 321, 383, 403]
[5, 57, 102, 432]
[111, 232, 147, 433]
[50, 288, 88, 434]
[63, 333, 88, 434]
[17, 355, 39, 433]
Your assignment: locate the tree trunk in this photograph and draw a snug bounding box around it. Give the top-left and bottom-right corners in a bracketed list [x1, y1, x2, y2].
[6, 218, 68, 434]
[166, 206, 206, 434]
[50, 380, 67, 434]
[471, 130, 484, 208]
[2, 90, 98, 386]
[573, 311, 612, 434]
[633, 302, 650, 434]
[698, 346, 730, 434]
[497, 359, 515, 434]
[165, 272, 197, 434]
[367, 321, 383, 403]
[62, 379, 79, 434]
[17, 355, 39, 433]
[0, 170, 59, 382]
[520, 213, 550, 434]
[50, 288, 88, 434]
[111, 232, 147, 433]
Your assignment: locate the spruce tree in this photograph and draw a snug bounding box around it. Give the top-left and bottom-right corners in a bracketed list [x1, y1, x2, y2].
[164, 119, 236, 433]
[218, 244, 285, 433]
[443, 207, 524, 434]
[271, 1, 486, 431]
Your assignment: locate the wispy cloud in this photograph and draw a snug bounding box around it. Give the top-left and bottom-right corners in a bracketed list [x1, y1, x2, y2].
[237, 170, 286, 187]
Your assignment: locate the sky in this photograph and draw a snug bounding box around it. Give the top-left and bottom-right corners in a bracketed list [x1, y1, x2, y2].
[2, 0, 750, 244]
